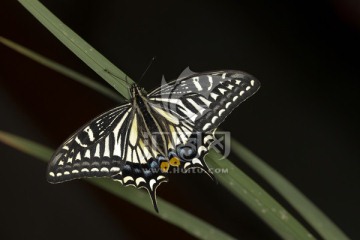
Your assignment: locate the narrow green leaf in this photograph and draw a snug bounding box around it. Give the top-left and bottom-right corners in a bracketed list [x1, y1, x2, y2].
[230, 140, 350, 240]
[0, 36, 122, 103]
[0, 130, 235, 240]
[206, 151, 315, 240]
[18, 0, 133, 99]
[0, 131, 53, 160]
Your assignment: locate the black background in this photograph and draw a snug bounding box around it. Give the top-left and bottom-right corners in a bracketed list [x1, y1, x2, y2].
[1, 0, 359, 239]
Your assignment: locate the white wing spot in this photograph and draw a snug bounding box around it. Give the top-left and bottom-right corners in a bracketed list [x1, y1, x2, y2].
[56, 173, 62, 177]
[157, 175, 166, 181]
[63, 146, 69, 150]
[246, 86, 251, 91]
[227, 84, 234, 90]
[81, 168, 89, 173]
[222, 73, 226, 79]
[75, 152, 81, 161]
[49, 172, 55, 177]
[64, 171, 70, 175]
[250, 80, 255, 86]
[124, 176, 134, 183]
[197, 146, 207, 155]
[126, 145, 132, 162]
[203, 123, 212, 131]
[135, 177, 146, 186]
[211, 116, 218, 124]
[95, 144, 101, 158]
[72, 170, 79, 174]
[240, 91, 245, 96]
[207, 76, 213, 90]
[235, 80, 241, 85]
[204, 135, 213, 143]
[210, 93, 219, 100]
[110, 167, 121, 172]
[218, 88, 227, 95]
[75, 137, 87, 147]
[103, 136, 110, 157]
[91, 168, 99, 172]
[84, 126, 95, 141]
[100, 167, 109, 173]
[84, 150, 91, 159]
[129, 114, 138, 146]
[192, 158, 203, 166]
[225, 102, 231, 109]
[192, 77, 203, 91]
[219, 109, 226, 116]
[233, 96, 239, 101]
[149, 179, 157, 190]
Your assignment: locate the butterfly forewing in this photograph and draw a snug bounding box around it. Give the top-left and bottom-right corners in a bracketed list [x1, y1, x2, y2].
[148, 70, 260, 132]
[47, 104, 131, 182]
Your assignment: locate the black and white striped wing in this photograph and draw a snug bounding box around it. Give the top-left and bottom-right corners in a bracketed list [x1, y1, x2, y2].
[47, 103, 168, 211]
[47, 104, 131, 182]
[149, 70, 260, 132]
[148, 70, 260, 171]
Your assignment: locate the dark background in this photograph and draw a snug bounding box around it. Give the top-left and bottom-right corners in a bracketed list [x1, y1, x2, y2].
[1, 0, 359, 239]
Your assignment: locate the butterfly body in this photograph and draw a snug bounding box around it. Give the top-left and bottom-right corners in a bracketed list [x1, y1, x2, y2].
[47, 70, 260, 212]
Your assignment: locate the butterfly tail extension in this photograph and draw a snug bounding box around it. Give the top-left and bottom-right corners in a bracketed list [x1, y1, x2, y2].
[145, 173, 168, 213]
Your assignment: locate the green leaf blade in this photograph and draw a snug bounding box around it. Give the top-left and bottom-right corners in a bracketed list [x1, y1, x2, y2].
[230, 140, 350, 240]
[206, 151, 315, 240]
[0, 37, 122, 103]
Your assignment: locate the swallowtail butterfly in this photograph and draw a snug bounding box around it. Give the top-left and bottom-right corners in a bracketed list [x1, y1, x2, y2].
[47, 69, 260, 212]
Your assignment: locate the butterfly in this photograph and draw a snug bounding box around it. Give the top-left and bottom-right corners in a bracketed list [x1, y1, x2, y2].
[47, 69, 260, 212]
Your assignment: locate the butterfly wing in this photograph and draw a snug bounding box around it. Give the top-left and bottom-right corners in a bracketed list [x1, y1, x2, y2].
[149, 70, 260, 131]
[148, 70, 260, 173]
[47, 103, 167, 211]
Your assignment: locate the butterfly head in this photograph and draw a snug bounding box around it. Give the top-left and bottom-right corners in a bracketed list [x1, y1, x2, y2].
[130, 84, 147, 99]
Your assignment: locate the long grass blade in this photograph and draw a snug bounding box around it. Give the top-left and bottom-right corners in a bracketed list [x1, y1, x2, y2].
[206, 151, 315, 240]
[0, 36, 122, 103]
[0, 130, 235, 240]
[230, 140, 350, 240]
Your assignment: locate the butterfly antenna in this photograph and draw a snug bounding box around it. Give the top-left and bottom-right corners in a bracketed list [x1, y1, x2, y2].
[138, 56, 156, 84]
[104, 69, 131, 87]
